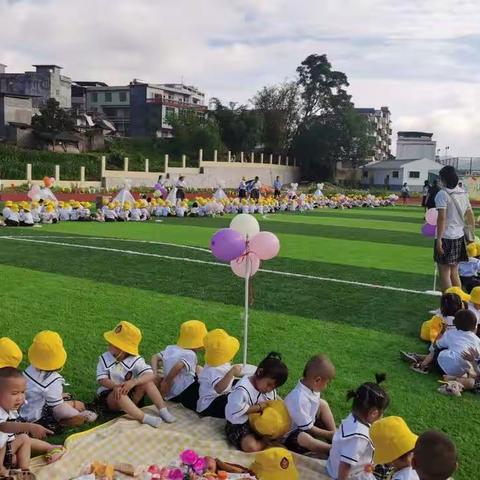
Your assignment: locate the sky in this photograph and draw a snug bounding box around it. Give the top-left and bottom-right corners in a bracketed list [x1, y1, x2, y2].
[1, 0, 480, 156]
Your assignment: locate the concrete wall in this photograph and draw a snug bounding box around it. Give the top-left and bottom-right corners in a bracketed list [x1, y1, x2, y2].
[396, 139, 436, 161]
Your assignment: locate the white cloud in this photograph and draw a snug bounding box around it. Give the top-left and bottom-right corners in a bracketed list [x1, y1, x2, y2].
[0, 0, 479, 155]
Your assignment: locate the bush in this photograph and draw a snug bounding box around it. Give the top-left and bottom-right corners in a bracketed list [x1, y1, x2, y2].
[0, 145, 101, 181]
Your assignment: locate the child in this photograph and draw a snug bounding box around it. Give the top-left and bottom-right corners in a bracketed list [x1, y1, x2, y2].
[370, 416, 419, 480]
[2, 201, 12, 221]
[152, 320, 207, 411]
[412, 431, 457, 480]
[5, 204, 19, 227]
[414, 310, 480, 376]
[0, 368, 32, 476]
[197, 329, 241, 418]
[104, 203, 117, 222]
[0, 368, 65, 467]
[459, 243, 480, 292]
[443, 346, 480, 393]
[96, 321, 175, 428]
[467, 286, 480, 328]
[19, 204, 34, 227]
[0, 338, 22, 369]
[284, 354, 336, 457]
[225, 352, 288, 452]
[20, 331, 97, 431]
[326, 374, 389, 480]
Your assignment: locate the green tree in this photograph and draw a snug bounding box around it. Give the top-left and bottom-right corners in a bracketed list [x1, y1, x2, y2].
[251, 81, 300, 153]
[31, 98, 75, 134]
[168, 110, 224, 161]
[210, 100, 262, 153]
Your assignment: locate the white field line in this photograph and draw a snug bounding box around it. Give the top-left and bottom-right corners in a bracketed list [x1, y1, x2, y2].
[0, 236, 436, 296]
[3, 235, 210, 253]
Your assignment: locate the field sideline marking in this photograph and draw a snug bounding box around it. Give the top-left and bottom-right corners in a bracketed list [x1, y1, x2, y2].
[1, 235, 211, 253]
[0, 236, 436, 297]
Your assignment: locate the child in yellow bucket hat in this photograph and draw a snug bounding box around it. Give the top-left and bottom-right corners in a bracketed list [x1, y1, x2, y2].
[151, 320, 207, 412]
[97, 321, 175, 428]
[0, 338, 22, 368]
[197, 329, 241, 418]
[283, 354, 336, 458]
[225, 352, 288, 452]
[370, 417, 419, 480]
[458, 243, 480, 293]
[250, 447, 299, 480]
[21, 331, 97, 431]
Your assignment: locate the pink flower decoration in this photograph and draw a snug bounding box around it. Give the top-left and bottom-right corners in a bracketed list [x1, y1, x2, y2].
[180, 449, 199, 466]
[167, 468, 184, 480]
[193, 457, 207, 474]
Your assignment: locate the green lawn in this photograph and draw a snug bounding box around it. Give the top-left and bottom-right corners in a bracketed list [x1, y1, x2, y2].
[0, 206, 475, 479]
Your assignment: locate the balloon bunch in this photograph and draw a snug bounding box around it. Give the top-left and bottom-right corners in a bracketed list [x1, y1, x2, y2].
[422, 208, 438, 237]
[43, 176, 55, 188]
[153, 182, 167, 199]
[210, 213, 280, 278]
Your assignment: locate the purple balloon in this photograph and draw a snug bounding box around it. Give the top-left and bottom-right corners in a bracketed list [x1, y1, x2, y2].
[154, 183, 162, 190]
[210, 228, 246, 262]
[421, 223, 436, 237]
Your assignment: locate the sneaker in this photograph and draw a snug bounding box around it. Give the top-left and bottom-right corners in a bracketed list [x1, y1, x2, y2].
[411, 363, 429, 374]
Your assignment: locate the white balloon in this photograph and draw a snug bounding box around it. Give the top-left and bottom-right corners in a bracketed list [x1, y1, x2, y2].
[230, 213, 260, 239]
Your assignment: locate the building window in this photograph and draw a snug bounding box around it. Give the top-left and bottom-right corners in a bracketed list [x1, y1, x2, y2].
[105, 92, 112, 102]
[91, 92, 98, 103]
[409, 171, 420, 178]
[392, 171, 399, 178]
[119, 91, 127, 102]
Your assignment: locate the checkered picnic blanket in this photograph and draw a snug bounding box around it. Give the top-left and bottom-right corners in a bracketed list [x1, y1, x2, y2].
[31, 404, 329, 479]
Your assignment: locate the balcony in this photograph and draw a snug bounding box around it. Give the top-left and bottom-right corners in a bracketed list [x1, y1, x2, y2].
[146, 97, 207, 111]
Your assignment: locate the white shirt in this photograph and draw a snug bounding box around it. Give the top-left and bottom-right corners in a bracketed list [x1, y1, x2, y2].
[284, 381, 320, 435]
[158, 345, 197, 400]
[96, 351, 153, 394]
[176, 180, 186, 188]
[197, 363, 233, 413]
[8, 211, 19, 222]
[326, 414, 375, 480]
[392, 467, 419, 480]
[459, 258, 480, 277]
[130, 208, 141, 221]
[20, 365, 65, 422]
[435, 187, 471, 240]
[0, 407, 16, 448]
[253, 181, 261, 190]
[436, 329, 480, 376]
[467, 303, 480, 327]
[59, 208, 70, 221]
[104, 209, 117, 220]
[225, 375, 277, 425]
[21, 212, 34, 224]
[2, 207, 11, 219]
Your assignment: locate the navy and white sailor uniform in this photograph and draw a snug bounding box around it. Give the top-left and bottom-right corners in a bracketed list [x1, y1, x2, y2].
[326, 414, 375, 479]
[197, 363, 234, 418]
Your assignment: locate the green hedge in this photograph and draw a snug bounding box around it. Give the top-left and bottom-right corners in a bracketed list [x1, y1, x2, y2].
[0, 145, 102, 181]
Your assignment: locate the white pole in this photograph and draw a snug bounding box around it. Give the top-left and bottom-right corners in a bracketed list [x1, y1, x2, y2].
[433, 263, 438, 292]
[243, 252, 251, 366]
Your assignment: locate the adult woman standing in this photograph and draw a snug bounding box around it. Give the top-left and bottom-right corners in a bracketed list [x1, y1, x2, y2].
[421, 180, 430, 210]
[435, 166, 475, 291]
[425, 179, 440, 210]
[175, 176, 186, 202]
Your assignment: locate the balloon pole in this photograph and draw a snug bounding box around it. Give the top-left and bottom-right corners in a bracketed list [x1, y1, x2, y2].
[243, 249, 251, 366]
[425, 263, 442, 296]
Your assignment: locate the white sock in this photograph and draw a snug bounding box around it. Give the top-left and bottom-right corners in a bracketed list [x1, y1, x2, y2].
[80, 410, 98, 423]
[158, 407, 176, 423]
[143, 413, 163, 428]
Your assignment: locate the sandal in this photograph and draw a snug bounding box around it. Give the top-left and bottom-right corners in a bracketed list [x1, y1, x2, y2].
[6, 470, 37, 480]
[400, 351, 418, 364]
[44, 447, 65, 465]
[411, 363, 429, 374]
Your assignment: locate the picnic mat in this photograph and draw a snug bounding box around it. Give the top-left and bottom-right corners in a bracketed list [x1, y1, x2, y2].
[31, 404, 330, 479]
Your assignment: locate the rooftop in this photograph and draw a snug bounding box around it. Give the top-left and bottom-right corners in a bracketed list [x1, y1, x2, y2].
[397, 131, 433, 138]
[363, 158, 440, 169]
[32, 64, 62, 69]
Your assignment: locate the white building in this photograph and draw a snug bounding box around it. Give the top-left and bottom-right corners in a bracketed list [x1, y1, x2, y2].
[396, 131, 436, 161]
[361, 158, 441, 192]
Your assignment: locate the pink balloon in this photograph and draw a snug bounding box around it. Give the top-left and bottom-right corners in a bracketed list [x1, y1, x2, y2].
[425, 208, 438, 226]
[230, 253, 261, 278]
[249, 231, 280, 260]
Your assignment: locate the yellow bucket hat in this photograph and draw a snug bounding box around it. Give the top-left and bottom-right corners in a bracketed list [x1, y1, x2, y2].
[470, 287, 480, 305]
[204, 329, 240, 367]
[28, 331, 67, 371]
[445, 286, 471, 303]
[250, 400, 291, 439]
[371, 416, 418, 465]
[250, 448, 298, 480]
[0, 338, 23, 368]
[5, 201, 13, 207]
[467, 243, 477, 258]
[104, 321, 141, 356]
[177, 320, 208, 350]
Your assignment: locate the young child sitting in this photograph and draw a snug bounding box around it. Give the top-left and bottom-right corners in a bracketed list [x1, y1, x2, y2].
[370, 416, 419, 480]
[225, 352, 288, 453]
[412, 431, 457, 480]
[21, 331, 97, 431]
[152, 320, 207, 412]
[284, 354, 336, 458]
[466, 286, 480, 329]
[0, 368, 65, 468]
[96, 321, 175, 428]
[413, 310, 480, 376]
[0, 368, 32, 477]
[197, 329, 241, 418]
[459, 243, 480, 293]
[0, 338, 23, 369]
[326, 374, 389, 480]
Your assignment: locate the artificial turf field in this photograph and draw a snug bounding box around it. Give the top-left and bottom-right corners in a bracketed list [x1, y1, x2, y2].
[0, 206, 476, 479]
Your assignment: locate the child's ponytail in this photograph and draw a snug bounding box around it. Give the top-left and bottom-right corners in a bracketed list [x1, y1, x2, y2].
[347, 373, 389, 416]
[255, 351, 288, 388]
